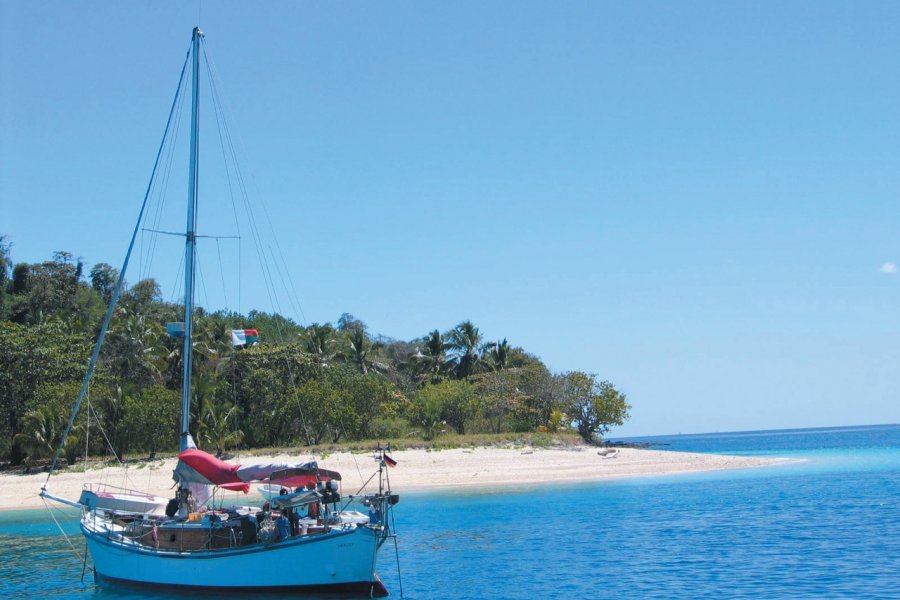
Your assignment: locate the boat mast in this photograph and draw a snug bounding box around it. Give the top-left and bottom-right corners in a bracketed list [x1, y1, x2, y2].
[180, 26, 203, 452]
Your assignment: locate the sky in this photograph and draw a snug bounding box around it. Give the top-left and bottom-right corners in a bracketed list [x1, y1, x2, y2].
[2, 2, 900, 437]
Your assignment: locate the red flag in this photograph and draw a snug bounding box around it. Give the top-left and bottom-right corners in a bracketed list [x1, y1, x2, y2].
[382, 453, 397, 468]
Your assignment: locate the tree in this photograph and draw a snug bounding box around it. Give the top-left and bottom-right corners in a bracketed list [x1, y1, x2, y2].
[339, 327, 387, 375]
[0, 322, 90, 464]
[517, 362, 560, 430]
[10, 263, 28, 294]
[8, 253, 82, 325]
[559, 372, 630, 443]
[245, 309, 304, 344]
[446, 320, 484, 379]
[415, 380, 480, 435]
[471, 369, 523, 433]
[104, 308, 166, 386]
[93, 384, 130, 459]
[0, 236, 10, 320]
[407, 329, 451, 385]
[336, 313, 366, 333]
[291, 379, 342, 445]
[89, 262, 120, 304]
[227, 344, 320, 447]
[409, 385, 445, 441]
[13, 406, 81, 469]
[485, 338, 511, 371]
[125, 278, 161, 313]
[201, 401, 244, 457]
[302, 323, 337, 364]
[122, 385, 179, 459]
[329, 367, 398, 440]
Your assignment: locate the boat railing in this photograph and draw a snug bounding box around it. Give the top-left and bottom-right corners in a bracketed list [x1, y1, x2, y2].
[110, 515, 248, 553]
[98, 509, 365, 554]
[81, 481, 166, 499]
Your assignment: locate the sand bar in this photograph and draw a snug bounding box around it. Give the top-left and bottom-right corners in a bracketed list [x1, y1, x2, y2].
[1, 447, 786, 512]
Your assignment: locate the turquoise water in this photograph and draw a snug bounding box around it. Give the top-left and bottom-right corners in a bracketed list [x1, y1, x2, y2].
[2, 424, 899, 598]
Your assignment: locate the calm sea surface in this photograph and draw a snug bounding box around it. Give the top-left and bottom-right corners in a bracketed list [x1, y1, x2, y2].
[2, 424, 899, 599]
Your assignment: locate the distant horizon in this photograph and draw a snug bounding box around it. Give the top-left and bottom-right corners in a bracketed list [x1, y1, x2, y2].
[613, 421, 900, 440]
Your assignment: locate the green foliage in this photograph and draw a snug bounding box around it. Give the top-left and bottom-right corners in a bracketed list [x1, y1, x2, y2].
[559, 372, 630, 443]
[0, 236, 10, 317]
[201, 401, 244, 457]
[484, 338, 511, 371]
[414, 380, 480, 436]
[246, 310, 304, 344]
[338, 327, 387, 375]
[103, 308, 166, 386]
[446, 320, 484, 379]
[470, 369, 522, 433]
[409, 385, 444, 441]
[7, 253, 86, 325]
[405, 329, 451, 386]
[547, 408, 568, 433]
[122, 385, 179, 459]
[367, 416, 411, 440]
[228, 344, 320, 447]
[89, 262, 119, 304]
[14, 406, 71, 467]
[92, 384, 131, 459]
[302, 323, 337, 362]
[0, 248, 633, 461]
[0, 321, 90, 464]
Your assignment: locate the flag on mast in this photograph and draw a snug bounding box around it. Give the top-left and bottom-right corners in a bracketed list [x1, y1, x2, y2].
[231, 329, 259, 347]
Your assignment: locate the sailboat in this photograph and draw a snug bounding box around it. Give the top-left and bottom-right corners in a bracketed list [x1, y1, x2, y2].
[39, 27, 398, 596]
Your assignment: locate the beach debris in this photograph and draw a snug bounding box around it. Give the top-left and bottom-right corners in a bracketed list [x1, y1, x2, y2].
[597, 448, 620, 459]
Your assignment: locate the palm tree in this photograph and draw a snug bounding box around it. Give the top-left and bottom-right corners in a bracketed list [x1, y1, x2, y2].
[14, 407, 60, 467]
[485, 338, 511, 371]
[340, 327, 387, 375]
[14, 406, 82, 468]
[190, 372, 223, 441]
[447, 320, 484, 379]
[105, 308, 166, 386]
[202, 401, 244, 457]
[302, 323, 336, 364]
[406, 329, 450, 385]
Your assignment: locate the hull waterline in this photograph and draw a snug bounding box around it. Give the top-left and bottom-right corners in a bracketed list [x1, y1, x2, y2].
[83, 520, 388, 596]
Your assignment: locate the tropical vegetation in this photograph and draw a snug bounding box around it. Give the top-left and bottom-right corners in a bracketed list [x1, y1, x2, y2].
[0, 238, 630, 467]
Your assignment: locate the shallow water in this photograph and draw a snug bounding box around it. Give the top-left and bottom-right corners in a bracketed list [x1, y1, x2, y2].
[2, 425, 899, 599]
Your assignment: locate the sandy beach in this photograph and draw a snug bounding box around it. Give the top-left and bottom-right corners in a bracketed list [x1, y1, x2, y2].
[1, 446, 786, 512]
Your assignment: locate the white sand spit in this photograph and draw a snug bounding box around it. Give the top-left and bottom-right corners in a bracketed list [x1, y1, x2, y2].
[3, 447, 786, 511]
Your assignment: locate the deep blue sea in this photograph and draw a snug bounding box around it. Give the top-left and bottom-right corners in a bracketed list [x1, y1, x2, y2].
[2, 424, 899, 599]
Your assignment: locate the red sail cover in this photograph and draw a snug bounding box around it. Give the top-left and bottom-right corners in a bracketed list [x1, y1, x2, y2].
[175, 449, 340, 492]
[177, 449, 249, 492]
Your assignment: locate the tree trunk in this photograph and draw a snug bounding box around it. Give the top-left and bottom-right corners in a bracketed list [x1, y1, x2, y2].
[9, 439, 24, 466]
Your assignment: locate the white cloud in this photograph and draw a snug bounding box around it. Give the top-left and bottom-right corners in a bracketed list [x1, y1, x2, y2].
[880, 262, 897, 274]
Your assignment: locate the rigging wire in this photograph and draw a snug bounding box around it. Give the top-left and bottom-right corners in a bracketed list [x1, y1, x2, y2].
[383, 459, 405, 597]
[46, 40, 193, 480]
[41, 496, 84, 562]
[201, 42, 314, 442]
[202, 44, 307, 328]
[143, 59, 190, 283]
[197, 245, 211, 311]
[215, 237, 229, 310]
